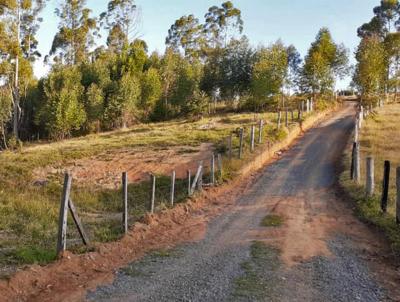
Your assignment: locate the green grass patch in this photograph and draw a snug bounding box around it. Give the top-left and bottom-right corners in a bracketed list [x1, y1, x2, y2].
[232, 241, 281, 300]
[260, 215, 284, 227]
[14, 246, 57, 265]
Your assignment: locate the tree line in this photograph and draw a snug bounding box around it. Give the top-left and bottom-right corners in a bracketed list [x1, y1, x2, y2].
[0, 0, 349, 145]
[353, 0, 400, 102]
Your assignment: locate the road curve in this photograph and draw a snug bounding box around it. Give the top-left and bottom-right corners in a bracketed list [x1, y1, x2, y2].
[87, 103, 390, 302]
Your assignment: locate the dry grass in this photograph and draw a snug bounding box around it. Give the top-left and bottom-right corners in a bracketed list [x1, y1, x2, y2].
[358, 104, 400, 216]
[0, 108, 321, 272]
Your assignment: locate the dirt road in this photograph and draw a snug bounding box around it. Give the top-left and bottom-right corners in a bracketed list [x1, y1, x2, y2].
[87, 104, 398, 302]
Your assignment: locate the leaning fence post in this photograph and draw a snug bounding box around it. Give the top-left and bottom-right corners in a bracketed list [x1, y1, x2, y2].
[396, 167, 400, 224]
[211, 154, 215, 185]
[187, 170, 191, 196]
[122, 172, 128, 234]
[198, 161, 203, 191]
[258, 120, 263, 144]
[170, 170, 176, 206]
[57, 173, 72, 256]
[381, 160, 390, 213]
[239, 128, 244, 159]
[149, 174, 156, 214]
[366, 157, 375, 197]
[250, 125, 255, 152]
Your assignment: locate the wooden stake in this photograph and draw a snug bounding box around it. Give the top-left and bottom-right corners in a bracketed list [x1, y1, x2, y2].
[250, 125, 255, 152]
[239, 128, 244, 159]
[57, 173, 72, 256]
[258, 120, 263, 144]
[217, 153, 223, 179]
[170, 170, 176, 206]
[366, 157, 374, 197]
[150, 174, 156, 214]
[191, 162, 203, 194]
[122, 172, 128, 234]
[211, 154, 215, 185]
[381, 160, 390, 213]
[354, 142, 360, 184]
[187, 170, 191, 196]
[351, 142, 356, 180]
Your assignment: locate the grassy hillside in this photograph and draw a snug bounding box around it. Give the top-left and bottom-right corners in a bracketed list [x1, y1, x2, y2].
[340, 103, 400, 254]
[0, 110, 287, 272]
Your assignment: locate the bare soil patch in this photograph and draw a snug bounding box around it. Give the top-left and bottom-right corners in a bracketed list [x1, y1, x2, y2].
[33, 143, 213, 189]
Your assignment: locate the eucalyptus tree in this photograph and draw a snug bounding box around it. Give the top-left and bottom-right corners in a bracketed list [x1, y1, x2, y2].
[358, 0, 400, 38]
[100, 0, 140, 53]
[357, 1, 400, 93]
[300, 28, 349, 96]
[165, 14, 204, 60]
[0, 0, 46, 140]
[354, 35, 387, 96]
[203, 1, 243, 48]
[49, 0, 98, 65]
[251, 41, 289, 110]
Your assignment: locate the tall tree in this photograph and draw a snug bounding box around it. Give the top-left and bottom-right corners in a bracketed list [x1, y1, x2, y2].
[354, 35, 388, 95]
[100, 0, 140, 52]
[165, 14, 204, 60]
[358, 0, 400, 38]
[203, 1, 243, 48]
[49, 0, 98, 65]
[300, 28, 349, 95]
[0, 0, 46, 140]
[251, 41, 288, 109]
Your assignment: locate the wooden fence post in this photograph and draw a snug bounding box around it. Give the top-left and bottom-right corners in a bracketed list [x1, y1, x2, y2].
[366, 157, 375, 197]
[217, 153, 222, 179]
[150, 174, 156, 214]
[277, 111, 281, 129]
[351, 142, 356, 180]
[122, 172, 128, 234]
[57, 173, 72, 256]
[187, 170, 191, 196]
[170, 170, 176, 206]
[354, 122, 359, 142]
[211, 154, 215, 185]
[239, 128, 244, 159]
[250, 125, 255, 152]
[291, 110, 294, 122]
[354, 142, 361, 184]
[258, 120, 263, 144]
[381, 160, 390, 213]
[197, 161, 203, 191]
[396, 167, 400, 224]
[191, 162, 203, 194]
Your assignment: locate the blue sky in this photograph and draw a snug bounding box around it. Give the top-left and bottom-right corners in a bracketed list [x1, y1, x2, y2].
[34, 0, 378, 88]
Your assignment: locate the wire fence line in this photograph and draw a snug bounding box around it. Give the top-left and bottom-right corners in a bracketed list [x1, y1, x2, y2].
[55, 100, 318, 256]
